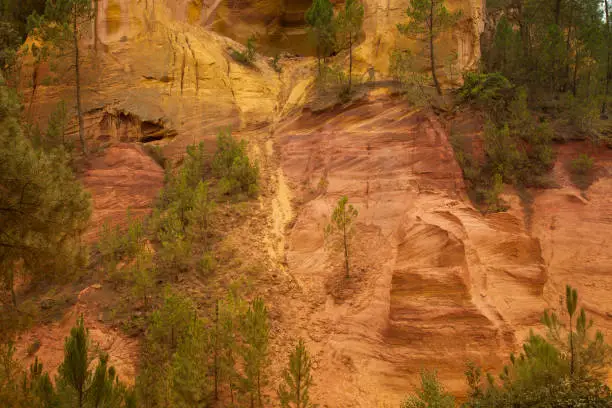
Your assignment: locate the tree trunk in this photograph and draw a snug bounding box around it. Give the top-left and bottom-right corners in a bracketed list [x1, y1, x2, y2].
[73, 7, 87, 155]
[94, 0, 98, 51]
[602, 0, 611, 116]
[564, 5, 574, 92]
[569, 317, 574, 377]
[343, 213, 349, 278]
[296, 366, 301, 407]
[430, 0, 442, 96]
[572, 52, 579, 97]
[9, 268, 16, 308]
[517, 0, 529, 60]
[214, 301, 219, 401]
[555, 0, 562, 25]
[257, 373, 262, 407]
[348, 35, 353, 92]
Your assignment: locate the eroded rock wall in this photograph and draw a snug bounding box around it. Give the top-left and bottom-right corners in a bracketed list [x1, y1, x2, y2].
[274, 96, 554, 406]
[22, 0, 282, 159]
[159, 0, 485, 77]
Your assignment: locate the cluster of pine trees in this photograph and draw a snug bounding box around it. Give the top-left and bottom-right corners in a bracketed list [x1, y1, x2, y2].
[402, 286, 611, 407]
[484, 0, 611, 117]
[0, 316, 135, 407]
[0, 291, 317, 408]
[305, 0, 365, 93]
[0, 68, 91, 332]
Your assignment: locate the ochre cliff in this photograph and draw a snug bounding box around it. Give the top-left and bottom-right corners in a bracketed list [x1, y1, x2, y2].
[17, 0, 612, 406]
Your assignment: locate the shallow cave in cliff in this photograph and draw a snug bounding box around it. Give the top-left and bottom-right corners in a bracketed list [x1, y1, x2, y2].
[140, 120, 176, 143]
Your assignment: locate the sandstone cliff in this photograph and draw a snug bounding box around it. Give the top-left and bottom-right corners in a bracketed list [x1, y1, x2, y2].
[17, 0, 612, 406]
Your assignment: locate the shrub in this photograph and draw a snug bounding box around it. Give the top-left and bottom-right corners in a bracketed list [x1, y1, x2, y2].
[563, 94, 599, 135]
[156, 206, 192, 277]
[159, 142, 206, 226]
[484, 173, 506, 213]
[401, 370, 455, 408]
[230, 35, 256, 66]
[270, 53, 282, 73]
[212, 129, 259, 197]
[571, 153, 594, 175]
[459, 72, 512, 108]
[98, 213, 146, 275]
[196, 252, 216, 276]
[569, 153, 595, 190]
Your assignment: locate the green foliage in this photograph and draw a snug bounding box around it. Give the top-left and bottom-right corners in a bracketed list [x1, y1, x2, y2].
[98, 214, 146, 279]
[1, 341, 58, 407]
[0, 20, 21, 77]
[278, 339, 315, 408]
[170, 318, 210, 407]
[459, 72, 512, 111]
[562, 94, 600, 135]
[482, 0, 610, 119]
[305, 0, 336, 73]
[42, 100, 72, 152]
[451, 85, 556, 212]
[401, 370, 455, 408]
[136, 290, 197, 407]
[27, 0, 95, 153]
[239, 297, 269, 408]
[571, 154, 595, 175]
[463, 285, 612, 408]
[159, 142, 206, 222]
[569, 153, 595, 190]
[57, 316, 89, 407]
[197, 252, 216, 276]
[336, 0, 364, 92]
[397, 0, 462, 95]
[52, 316, 134, 408]
[230, 35, 257, 65]
[271, 53, 282, 73]
[389, 49, 431, 105]
[156, 206, 192, 277]
[212, 129, 259, 198]
[130, 249, 156, 310]
[151, 142, 209, 276]
[325, 196, 358, 278]
[0, 78, 91, 303]
[135, 290, 274, 408]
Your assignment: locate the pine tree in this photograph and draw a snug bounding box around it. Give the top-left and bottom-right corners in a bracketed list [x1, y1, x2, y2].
[305, 0, 336, 75]
[397, 0, 462, 96]
[136, 291, 197, 407]
[218, 291, 245, 405]
[27, 0, 94, 154]
[210, 300, 221, 402]
[401, 370, 455, 408]
[566, 284, 578, 377]
[130, 249, 156, 311]
[336, 0, 364, 92]
[170, 318, 210, 407]
[325, 196, 358, 278]
[88, 353, 127, 408]
[58, 316, 92, 408]
[240, 297, 269, 408]
[187, 181, 216, 250]
[603, 0, 611, 116]
[0, 78, 91, 307]
[278, 339, 315, 408]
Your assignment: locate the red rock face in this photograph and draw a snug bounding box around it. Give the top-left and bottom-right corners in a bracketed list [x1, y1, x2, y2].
[81, 143, 165, 241]
[276, 97, 555, 406]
